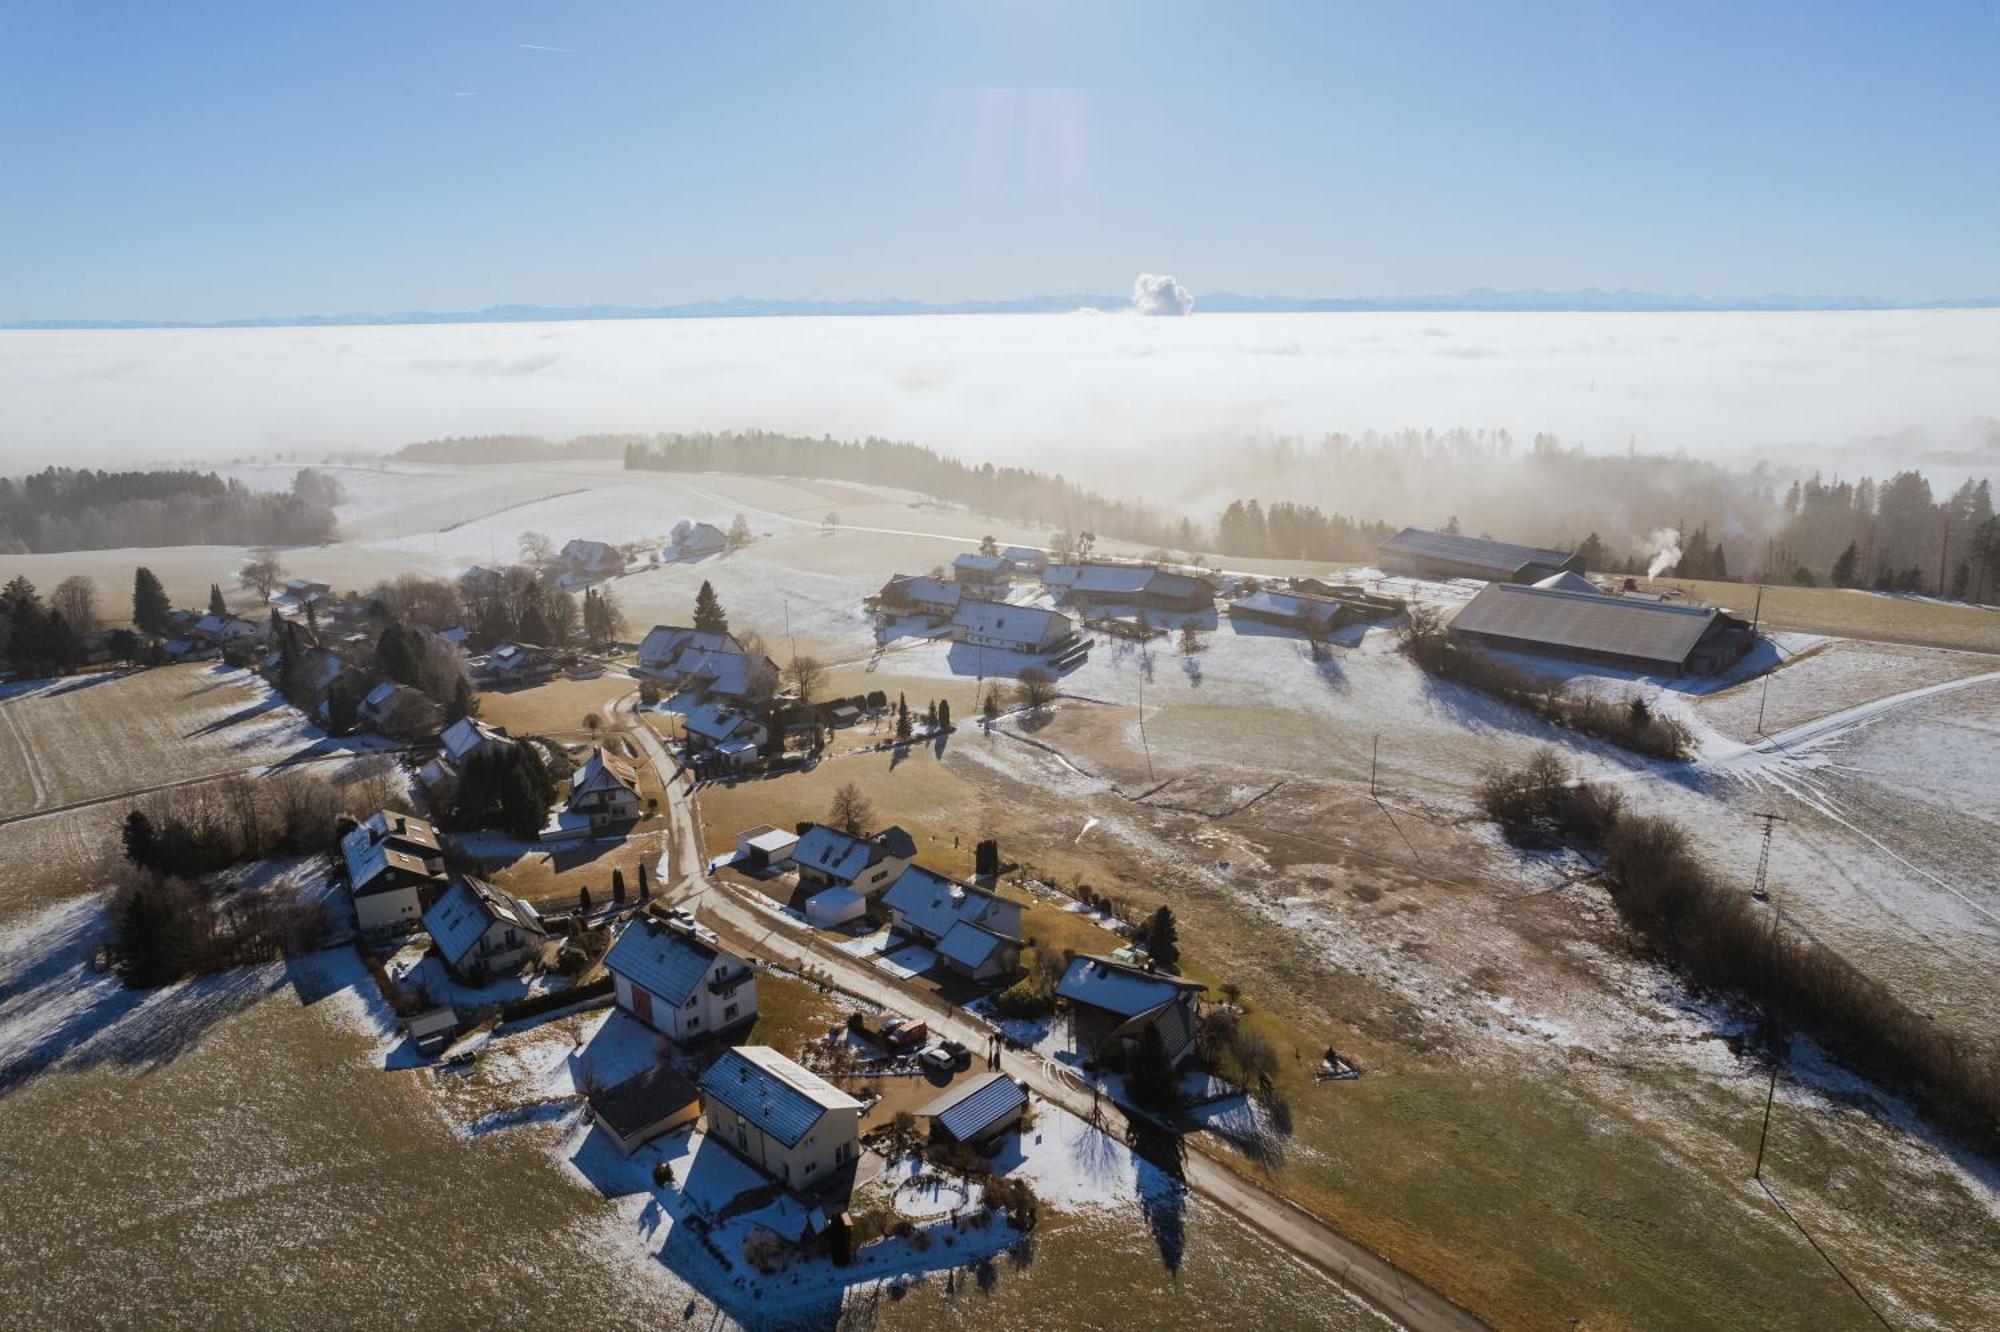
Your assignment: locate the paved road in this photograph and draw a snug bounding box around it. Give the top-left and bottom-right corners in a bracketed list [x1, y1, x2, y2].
[613, 691, 1486, 1332]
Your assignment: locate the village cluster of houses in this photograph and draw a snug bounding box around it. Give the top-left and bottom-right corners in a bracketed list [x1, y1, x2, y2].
[545, 519, 732, 592]
[636, 623, 781, 768]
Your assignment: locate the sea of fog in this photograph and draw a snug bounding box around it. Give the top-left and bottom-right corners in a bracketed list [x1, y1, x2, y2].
[2, 310, 1996, 487]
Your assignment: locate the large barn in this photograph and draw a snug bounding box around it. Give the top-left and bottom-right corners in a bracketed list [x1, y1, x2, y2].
[1378, 528, 1583, 584]
[1448, 583, 1755, 676]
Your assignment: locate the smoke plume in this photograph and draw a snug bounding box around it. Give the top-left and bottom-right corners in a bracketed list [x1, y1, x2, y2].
[1131, 273, 1194, 316]
[1644, 527, 1682, 581]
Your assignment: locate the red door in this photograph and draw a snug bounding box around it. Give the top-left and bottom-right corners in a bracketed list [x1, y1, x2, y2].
[631, 987, 654, 1027]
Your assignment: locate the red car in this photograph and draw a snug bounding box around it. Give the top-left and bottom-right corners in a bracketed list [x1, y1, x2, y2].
[879, 1017, 928, 1052]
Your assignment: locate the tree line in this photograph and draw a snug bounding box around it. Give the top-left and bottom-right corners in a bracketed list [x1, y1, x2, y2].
[0, 466, 339, 553]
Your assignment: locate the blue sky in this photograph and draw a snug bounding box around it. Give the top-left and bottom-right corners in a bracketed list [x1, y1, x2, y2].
[2, 1, 1995, 320]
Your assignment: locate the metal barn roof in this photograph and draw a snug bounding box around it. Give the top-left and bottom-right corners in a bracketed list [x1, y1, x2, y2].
[920, 1072, 1028, 1141]
[1449, 582, 1721, 666]
[1379, 527, 1574, 576]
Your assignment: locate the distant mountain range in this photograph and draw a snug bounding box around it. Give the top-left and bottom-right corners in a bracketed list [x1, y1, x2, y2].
[9, 287, 1998, 330]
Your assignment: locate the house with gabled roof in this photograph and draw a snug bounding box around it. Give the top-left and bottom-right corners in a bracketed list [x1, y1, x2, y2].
[698, 1046, 863, 1192]
[920, 1072, 1029, 1147]
[561, 538, 622, 577]
[604, 908, 757, 1040]
[669, 520, 728, 559]
[340, 809, 447, 934]
[567, 745, 642, 829]
[440, 715, 512, 768]
[952, 552, 1011, 591]
[792, 824, 915, 900]
[1042, 563, 1216, 612]
[479, 641, 555, 686]
[877, 574, 961, 619]
[422, 877, 551, 982]
[192, 612, 258, 646]
[1056, 954, 1206, 1066]
[882, 866, 1023, 979]
[999, 545, 1046, 572]
[950, 599, 1074, 655]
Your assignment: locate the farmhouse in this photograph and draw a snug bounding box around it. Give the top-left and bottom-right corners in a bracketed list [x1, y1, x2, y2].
[1447, 581, 1757, 676]
[637, 626, 774, 703]
[792, 824, 916, 899]
[588, 1062, 702, 1157]
[566, 745, 642, 829]
[1056, 954, 1205, 1066]
[951, 552, 1011, 591]
[422, 876, 551, 982]
[1043, 563, 1217, 612]
[340, 809, 447, 934]
[561, 538, 622, 577]
[698, 1046, 863, 1192]
[877, 574, 961, 619]
[192, 612, 258, 647]
[950, 599, 1075, 655]
[604, 909, 758, 1041]
[669, 520, 728, 559]
[882, 866, 1024, 979]
[1378, 527, 1583, 584]
[999, 545, 1046, 572]
[920, 1073, 1029, 1148]
[1226, 589, 1343, 635]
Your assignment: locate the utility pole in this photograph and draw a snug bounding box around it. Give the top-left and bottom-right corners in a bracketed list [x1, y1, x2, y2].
[1938, 528, 1951, 598]
[1370, 733, 1380, 799]
[1750, 584, 1764, 635]
[1750, 810, 1789, 1180]
[1136, 664, 1155, 782]
[1757, 665, 1776, 736]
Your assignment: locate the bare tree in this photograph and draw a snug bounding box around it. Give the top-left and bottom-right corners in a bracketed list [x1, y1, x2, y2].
[828, 781, 873, 837]
[728, 514, 752, 549]
[518, 531, 555, 565]
[1178, 624, 1207, 655]
[543, 585, 580, 645]
[785, 654, 826, 707]
[1014, 667, 1057, 712]
[238, 548, 286, 600]
[50, 575, 99, 638]
[822, 512, 839, 533]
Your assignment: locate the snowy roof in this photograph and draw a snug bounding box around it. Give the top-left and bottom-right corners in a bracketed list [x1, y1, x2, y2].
[1045, 563, 1154, 595]
[423, 877, 548, 967]
[740, 825, 798, 856]
[678, 697, 753, 743]
[640, 624, 726, 661]
[562, 538, 618, 568]
[570, 746, 638, 799]
[340, 810, 443, 894]
[1450, 582, 1725, 666]
[441, 716, 509, 764]
[999, 546, 1045, 565]
[698, 1046, 861, 1149]
[883, 866, 1018, 941]
[676, 522, 727, 551]
[937, 919, 1012, 969]
[1055, 954, 1203, 1018]
[1379, 527, 1574, 577]
[1229, 590, 1339, 625]
[950, 599, 1069, 645]
[882, 575, 961, 609]
[603, 915, 726, 1007]
[803, 887, 864, 923]
[1531, 570, 1604, 595]
[792, 825, 875, 882]
[919, 1072, 1028, 1141]
[362, 681, 401, 708]
[953, 553, 1008, 575]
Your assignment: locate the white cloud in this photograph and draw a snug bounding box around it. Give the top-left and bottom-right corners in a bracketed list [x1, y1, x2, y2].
[1131, 273, 1194, 317]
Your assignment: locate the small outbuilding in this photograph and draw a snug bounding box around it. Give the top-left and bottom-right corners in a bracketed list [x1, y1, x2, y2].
[921, 1073, 1029, 1147]
[735, 824, 800, 870]
[589, 1062, 702, 1156]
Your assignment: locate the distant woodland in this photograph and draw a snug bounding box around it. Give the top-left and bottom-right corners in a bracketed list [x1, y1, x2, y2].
[393, 434, 629, 464]
[624, 429, 2000, 599]
[0, 467, 340, 554]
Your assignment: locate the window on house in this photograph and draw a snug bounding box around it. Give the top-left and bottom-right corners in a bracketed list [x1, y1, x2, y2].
[724, 1003, 738, 1021]
[805, 1161, 817, 1175]
[687, 1016, 700, 1029]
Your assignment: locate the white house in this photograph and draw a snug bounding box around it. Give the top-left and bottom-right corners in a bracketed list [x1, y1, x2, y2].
[340, 809, 447, 934]
[669, 521, 728, 560]
[950, 600, 1074, 655]
[567, 745, 642, 829]
[479, 642, 555, 686]
[422, 877, 551, 982]
[698, 1046, 863, 1192]
[192, 613, 258, 647]
[882, 866, 1024, 979]
[603, 909, 758, 1041]
[792, 824, 916, 899]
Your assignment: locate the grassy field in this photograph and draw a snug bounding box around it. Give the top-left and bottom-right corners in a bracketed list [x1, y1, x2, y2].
[474, 674, 636, 740]
[1648, 575, 2000, 653]
[693, 707, 2000, 1330]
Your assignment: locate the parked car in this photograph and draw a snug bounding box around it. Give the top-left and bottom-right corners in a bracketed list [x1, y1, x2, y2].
[938, 1038, 971, 1070]
[918, 1044, 956, 1075]
[879, 1017, 928, 1053]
